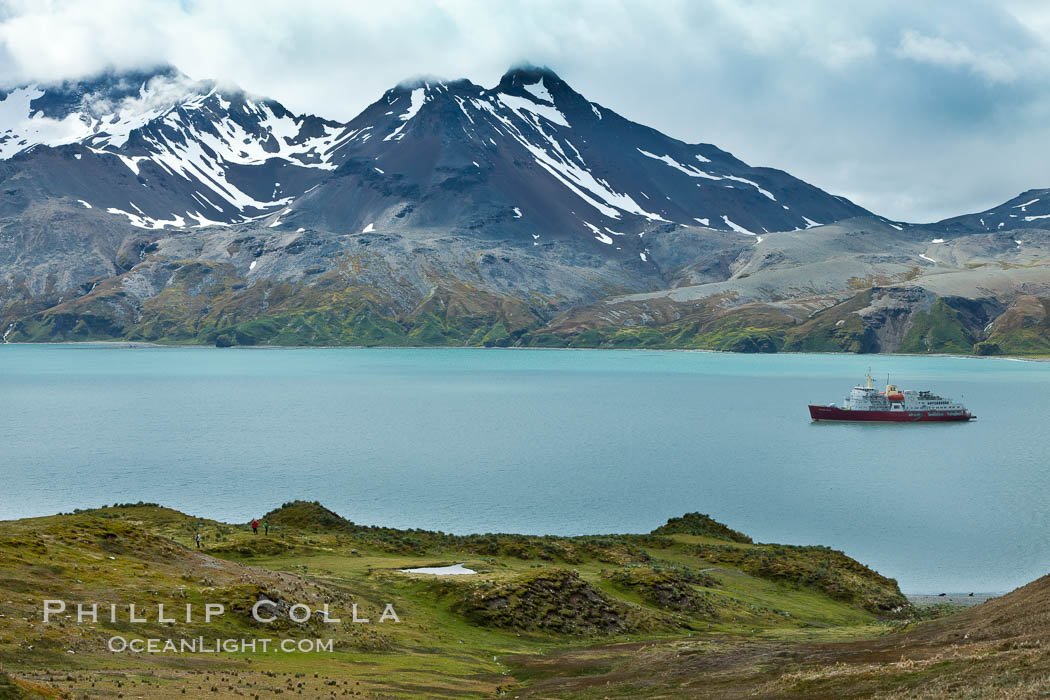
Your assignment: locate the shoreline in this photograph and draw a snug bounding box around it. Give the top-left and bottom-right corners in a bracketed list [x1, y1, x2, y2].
[906, 593, 1000, 607]
[2, 340, 1047, 362]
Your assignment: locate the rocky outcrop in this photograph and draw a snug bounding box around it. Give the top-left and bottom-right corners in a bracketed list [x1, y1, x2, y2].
[451, 568, 662, 635]
[855, 286, 936, 352]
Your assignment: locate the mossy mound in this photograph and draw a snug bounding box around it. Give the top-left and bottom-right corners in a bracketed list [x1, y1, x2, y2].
[696, 544, 908, 614]
[34, 514, 185, 562]
[261, 501, 356, 533]
[605, 566, 720, 615]
[451, 568, 656, 636]
[651, 512, 752, 543]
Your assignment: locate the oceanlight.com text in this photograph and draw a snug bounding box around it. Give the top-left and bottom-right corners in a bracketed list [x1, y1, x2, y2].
[107, 637, 335, 654]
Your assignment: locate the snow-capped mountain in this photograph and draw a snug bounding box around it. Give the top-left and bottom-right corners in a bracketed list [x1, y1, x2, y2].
[0, 66, 345, 227]
[2, 63, 920, 348]
[261, 66, 871, 253]
[0, 64, 870, 244]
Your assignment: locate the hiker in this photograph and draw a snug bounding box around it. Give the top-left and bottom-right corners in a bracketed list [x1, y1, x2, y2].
[251, 519, 259, 535]
[195, 532, 201, 549]
[264, 520, 269, 536]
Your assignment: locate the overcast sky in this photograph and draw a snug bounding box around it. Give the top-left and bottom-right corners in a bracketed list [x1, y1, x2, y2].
[1, 0, 1047, 222]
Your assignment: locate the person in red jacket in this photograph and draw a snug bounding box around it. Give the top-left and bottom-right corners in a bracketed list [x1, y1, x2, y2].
[251, 519, 259, 535]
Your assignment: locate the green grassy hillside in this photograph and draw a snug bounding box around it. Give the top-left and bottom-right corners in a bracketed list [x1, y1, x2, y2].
[8, 275, 1050, 356]
[0, 501, 913, 698]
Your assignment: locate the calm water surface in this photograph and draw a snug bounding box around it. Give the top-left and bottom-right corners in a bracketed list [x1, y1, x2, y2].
[1, 344, 1047, 593]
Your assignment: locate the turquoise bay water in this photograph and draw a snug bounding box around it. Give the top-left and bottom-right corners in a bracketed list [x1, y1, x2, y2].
[1, 344, 1047, 593]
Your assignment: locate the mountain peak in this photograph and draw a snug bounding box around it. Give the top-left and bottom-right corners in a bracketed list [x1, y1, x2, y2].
[497, 63, 566, 92]
[0, 59, 871, 248]
[395, 74, 450, 90]
[0, 64, 198, 121]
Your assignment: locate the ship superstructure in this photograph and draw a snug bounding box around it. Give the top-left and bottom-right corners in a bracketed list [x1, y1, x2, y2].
[809, 373, 974, 422]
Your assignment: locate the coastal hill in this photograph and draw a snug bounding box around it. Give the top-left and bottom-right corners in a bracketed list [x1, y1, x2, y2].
[2, 67, 1049, 353]
[1, 501, 897, 698]
[1, 501, 1043, 697]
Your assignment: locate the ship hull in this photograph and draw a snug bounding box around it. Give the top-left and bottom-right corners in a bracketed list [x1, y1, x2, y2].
[808, 405, 974, 422]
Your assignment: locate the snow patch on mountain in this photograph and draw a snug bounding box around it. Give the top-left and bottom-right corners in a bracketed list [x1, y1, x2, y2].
[497, 93, 570, 128]
[723, 175, 776, 201]
[637, 148, 720, 180]
[0, 87, 95, 158]
[474, 94, 666, 221]
[583, 221, 614, 244]
[384, 87, 425, 141]
[522, 78, 554, 104]
[721, 215, 755, 236]
[636, 149, 775, 201]
[186, 211, 229, 228]
[107, 207, 186, 230]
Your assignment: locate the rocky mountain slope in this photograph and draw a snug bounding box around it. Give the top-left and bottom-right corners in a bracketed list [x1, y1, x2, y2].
[938, 188, 1050, 234]
[1, 64, 1049, 353]
[546, 217, 1050, 354]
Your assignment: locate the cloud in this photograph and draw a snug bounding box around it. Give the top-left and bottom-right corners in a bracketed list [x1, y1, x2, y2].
[895, 30, 1018, 82]
[817, 37, 878, 70]
[0, 0, 1048, 222]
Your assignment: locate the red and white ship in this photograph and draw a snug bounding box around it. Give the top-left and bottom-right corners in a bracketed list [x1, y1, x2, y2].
[809, 373, 975, 422]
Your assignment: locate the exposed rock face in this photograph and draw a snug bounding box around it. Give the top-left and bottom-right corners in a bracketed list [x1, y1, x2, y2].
[988, 295, 1048, 333]
[855, 287, 935, 352]
[451, 568, 657, 635]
